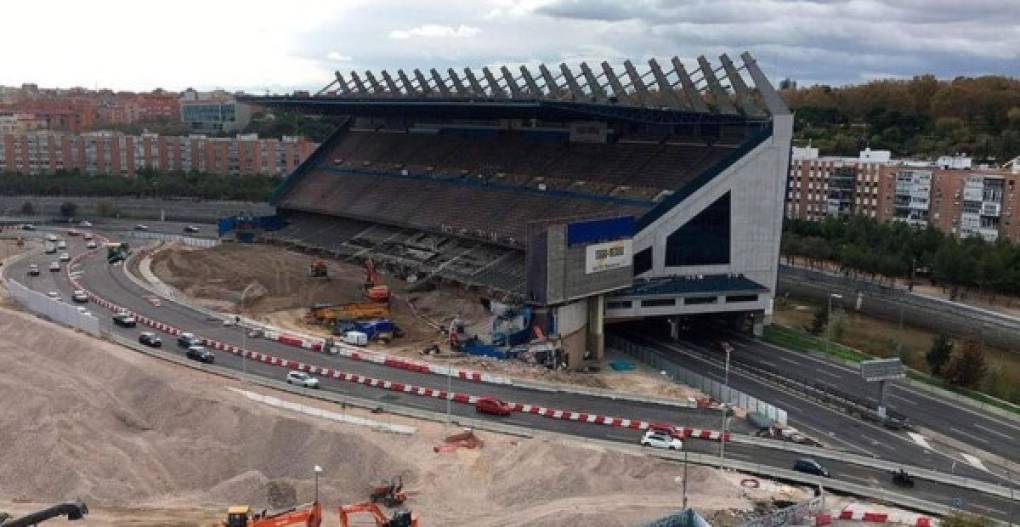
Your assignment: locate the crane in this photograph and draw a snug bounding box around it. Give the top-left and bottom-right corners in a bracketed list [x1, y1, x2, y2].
[338, 502, 418, 527]
[0, 500, 88, 527]
[223, 501, 322, 527]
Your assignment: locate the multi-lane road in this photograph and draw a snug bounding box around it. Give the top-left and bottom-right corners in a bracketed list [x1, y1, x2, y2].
[5, 227, 1019, 520]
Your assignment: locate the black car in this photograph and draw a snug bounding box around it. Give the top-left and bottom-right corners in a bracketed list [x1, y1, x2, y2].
[183, 225, 200, 233]
[112, 313, 137, 328]
[138, 332, 162, 347]
[793, 458, 830, 478]
[21, 224, 35, 231]
[186, 346, 214, 363]
[177, 332, 202, 347]
[27, 264, 40, 276]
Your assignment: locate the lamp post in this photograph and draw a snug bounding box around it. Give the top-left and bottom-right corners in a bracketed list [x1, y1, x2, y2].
[313, 465, 323, 504]
[826, 293, 843, 356]
[674, 447, 689, 511]
[446, 360, 453, 425]
[239, 282, 257, 377]
[720, 345, 731, 459]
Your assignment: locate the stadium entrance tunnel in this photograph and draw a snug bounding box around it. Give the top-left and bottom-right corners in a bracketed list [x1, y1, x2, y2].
[608, 311, 764, 342]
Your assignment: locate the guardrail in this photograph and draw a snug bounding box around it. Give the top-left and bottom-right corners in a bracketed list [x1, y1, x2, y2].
[1, 248, 101, 336]
[610, 335, 789, 426]
[118, 230, 219, 247]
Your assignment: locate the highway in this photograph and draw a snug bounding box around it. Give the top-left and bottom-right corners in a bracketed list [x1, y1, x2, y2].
[4, 229, 1018, 520]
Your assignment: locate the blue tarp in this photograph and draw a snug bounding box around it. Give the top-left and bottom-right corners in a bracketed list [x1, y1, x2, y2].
[462, 342, 510, 359]
[566, 216, 634, 246]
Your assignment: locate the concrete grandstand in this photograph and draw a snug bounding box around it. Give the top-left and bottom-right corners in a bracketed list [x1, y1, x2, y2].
[243, 52, 792, 369]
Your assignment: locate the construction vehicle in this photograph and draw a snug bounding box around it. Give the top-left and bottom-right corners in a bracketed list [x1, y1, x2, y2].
[333, 319, 398, 342]
[369, 476, 407, 507]
[363, 259, 390, 303]
[0, 500, 88, 527]
[308, 259, 328, 279]
[306, 302, 390, 326]
[106, 242, 129, 264]
[338, 502, 418, 527]
[223, 501, 322, 527]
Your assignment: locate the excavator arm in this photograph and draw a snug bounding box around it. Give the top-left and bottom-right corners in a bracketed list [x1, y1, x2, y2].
[0, 500, 88, 527]
[252, 501, 321, 527]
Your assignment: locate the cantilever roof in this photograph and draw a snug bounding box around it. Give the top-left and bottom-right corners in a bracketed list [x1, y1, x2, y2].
[243, 51, 788, 122]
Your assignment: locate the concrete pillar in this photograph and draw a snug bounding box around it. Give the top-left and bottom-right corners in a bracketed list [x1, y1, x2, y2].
[585, 294, 605, 362]
[752, 310, 765, 337]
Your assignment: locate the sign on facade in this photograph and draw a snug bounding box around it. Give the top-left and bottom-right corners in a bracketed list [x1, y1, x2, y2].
[585, 239, 632, 274]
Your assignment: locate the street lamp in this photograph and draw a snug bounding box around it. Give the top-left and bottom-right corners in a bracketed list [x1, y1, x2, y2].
[674, 446, 689, 510]
[826, 293, 843, 356]
[720, 344, 731, 460]
[313, 465, 323, 504]
[239, 282, 257, 377]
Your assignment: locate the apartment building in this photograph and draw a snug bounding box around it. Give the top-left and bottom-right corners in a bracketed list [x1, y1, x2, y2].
[0, 131, 316, 178]
[787, 147, 1020, 243]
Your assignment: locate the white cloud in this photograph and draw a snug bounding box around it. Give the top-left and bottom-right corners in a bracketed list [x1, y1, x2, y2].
[326, 52, 353, 62]
[388, 24, 482, 40]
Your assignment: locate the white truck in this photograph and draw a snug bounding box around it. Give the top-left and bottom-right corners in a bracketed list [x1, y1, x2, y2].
[341, 331, 368, 346]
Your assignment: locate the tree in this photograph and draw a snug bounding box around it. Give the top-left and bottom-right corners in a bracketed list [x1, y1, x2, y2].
[944, 338, 987, 389]
[806, 307, 828, 336]
[59, 200, 78, 219]
[19, 201, 35, 216]
[96, 200, 117, 218]
[926, 334, 953, 376]
[940, 512, 995, 527]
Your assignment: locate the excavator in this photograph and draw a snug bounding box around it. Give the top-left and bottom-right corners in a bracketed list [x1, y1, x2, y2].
[0, 500, 88, 527]
[309, 259, 328, 279]
[223, 501, 322, 527]
[368, 476, 407, 507]
[338, 502, 418, 527]
[363, 259, 390, 303]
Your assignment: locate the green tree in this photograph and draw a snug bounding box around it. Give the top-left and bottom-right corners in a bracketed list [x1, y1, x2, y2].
[926, 334, 953, 376]
[19, 201, 35, 216]
[944, 338, 988, 389]
[95, 200, 117, 218]
[59, 200, 78, 218]
[806, 307, 828, 336]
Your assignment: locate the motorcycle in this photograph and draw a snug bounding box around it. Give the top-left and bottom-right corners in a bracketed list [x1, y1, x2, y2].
[891, 469, 915, 488]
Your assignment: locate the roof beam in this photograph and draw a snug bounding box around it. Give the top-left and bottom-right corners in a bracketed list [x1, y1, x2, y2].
[413, 68, 433, 95]
[740, 51, 790, 115]
[333, 71, 351, 95]
[519, 66, 542, 97]
[670, 57, 709, 113]
[697, 56, 738, 115]
[623, 60, 652, 107]
[647, 59, 685, 109]
[600, 62, 631, 103]
[482, 67, 506, 98]
[447, 68, 471, 96]
[719, 54, 764, 117]
[463, 68, 487, 97]
[430, 68, 451, 97]
[579, 62, 607, 103]
[364, 71, 385, 95]
[349, 71, 369, 95]
[380, 70, 401, 94]
[501, 66, 523, 98]
[559, 63, 586, 101]
[538, 65, 560, 98]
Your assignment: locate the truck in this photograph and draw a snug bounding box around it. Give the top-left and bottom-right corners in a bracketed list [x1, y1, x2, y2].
[341, 331, 368, 346]
[333, 319, 397, 342]
[106, 242, 130, 264]
[305, 302, 390, 325]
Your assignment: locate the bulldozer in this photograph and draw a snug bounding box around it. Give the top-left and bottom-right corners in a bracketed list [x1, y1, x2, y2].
[223, 501, 322, 527]
[308, 259, 328, 279]
[339, 502, 418, 527]
[305, 302, 391, 326]
[363, 259, 390, 303]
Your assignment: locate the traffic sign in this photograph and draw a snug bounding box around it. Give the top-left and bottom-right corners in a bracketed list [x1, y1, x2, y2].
[860, 358, 906, 382]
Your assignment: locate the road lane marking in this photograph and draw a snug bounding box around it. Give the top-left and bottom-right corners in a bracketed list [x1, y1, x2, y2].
[860, 435, 896, 450]
[968, 503, 1004, 515]
[973, 423, 1014, 441]
[950, 427, 989, 444]
[814, 368, 842, 380]
[887, 393, 918, 406]
[907, 432, 932, 450]
[775, 355, 801, 365]
[757, 359, 778, 368]
[960, 453, 989, 472]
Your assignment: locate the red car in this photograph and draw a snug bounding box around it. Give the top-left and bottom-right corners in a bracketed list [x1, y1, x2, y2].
[647, 423, 684, 439]
[474, 396, 512, 416]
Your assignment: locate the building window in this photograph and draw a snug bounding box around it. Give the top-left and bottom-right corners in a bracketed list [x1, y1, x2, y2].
[726, 294, 758, 303]
[684, 296, 718, 305]
[665, 192, 730, 267]
[634, 247, 652, 276]
[641, 298, 676, 307]
[606, 301, 632, 310]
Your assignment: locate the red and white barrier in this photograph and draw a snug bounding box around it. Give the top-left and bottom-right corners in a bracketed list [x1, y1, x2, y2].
[839, 504, 934, 527]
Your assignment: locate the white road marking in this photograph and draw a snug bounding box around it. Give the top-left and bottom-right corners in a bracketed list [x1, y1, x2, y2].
[841, 473, 875, 485]
[950, 427, 990, 444]
[961, 453, 989, 472]
[814, 368, 842, 380]
[969, 503, 1005, 515]
[907, 432, 932, 450]
[887, 393, 918, 406]
[972, 423, 1014, 441]
[860, 435, 896, 450]
[757, 359, 779, 368]
[890, 384, 1020, 433]
[775, 355, 801, 365]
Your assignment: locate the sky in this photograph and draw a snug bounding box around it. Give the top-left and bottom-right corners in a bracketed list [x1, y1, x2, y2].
[1, 0, 1017, 93]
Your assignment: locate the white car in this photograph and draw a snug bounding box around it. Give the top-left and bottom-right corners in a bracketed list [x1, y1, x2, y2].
[640, 430, 684, 451]
[59, 252, 71, 262]
[48, 261, 61, 272]
[286, 371, 320, 388]
[46, 291, 60, 300]
[86, 240, 98, 249]
[71, 290, 89, 303]
[79, 220, 92, 227]
[56, 241, 67, 250]
[83, 232, 93, 240]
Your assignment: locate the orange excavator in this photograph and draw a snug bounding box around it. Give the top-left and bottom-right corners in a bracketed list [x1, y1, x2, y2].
[338, 502, 418, 527]
[309, 259, 329, 279]
[363, 259, 390, 303]
[223, 501, 322, 527]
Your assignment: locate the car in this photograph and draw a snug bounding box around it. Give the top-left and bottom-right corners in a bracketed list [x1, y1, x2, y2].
[48, 261, 60, 272]
[44, 244, 57, 254]
[112, 313, 137, 327]
[22, 224, 35, 231]
[27, 264, 39, 276]
[177, 332, 202, 347]
[640, 430, 684, 450]
[71, 290, 89, 303]
[138, 332, 163, 347]
[56, 241, 67, 250]
[474, 396, 512, 416]
[67, 229, 81, 237]
[59, 252, 70, 262]
[86, 240, 98, 249]
[83, 232, 93, 240]
[186, 346, 215, 363]
[134, 224, 149, 231]
[76, 307, 93, 317]
[286, 371, 320, 388]
[183, 225, 200, 233]
[46, 291, 60, 300]
[45, 234, 57, 242]
[647, 423, 684, 439]
[79, 220, 92, 227]
[793, 458, 830, 478]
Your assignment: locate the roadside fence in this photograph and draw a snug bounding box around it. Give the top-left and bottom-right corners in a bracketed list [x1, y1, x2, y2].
[120, 230, 219, 248]
[5, 277, 101, 336]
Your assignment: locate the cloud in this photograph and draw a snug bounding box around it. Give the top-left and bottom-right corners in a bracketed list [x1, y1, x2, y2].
[326, 52, 353, 62]
[388, 24, 482, 40]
